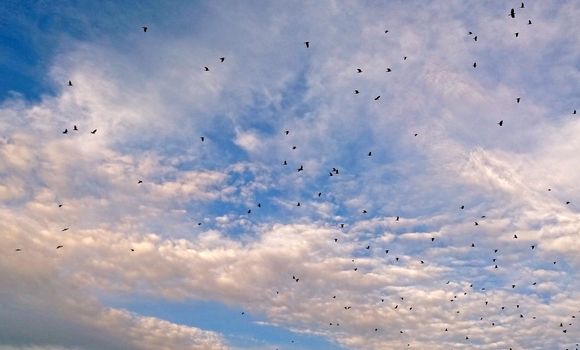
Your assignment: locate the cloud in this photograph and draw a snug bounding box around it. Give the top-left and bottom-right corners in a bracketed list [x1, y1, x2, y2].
[1, 1, 580, 349]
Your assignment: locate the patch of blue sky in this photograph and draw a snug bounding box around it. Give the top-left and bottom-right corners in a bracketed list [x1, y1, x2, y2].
[105, 297, 346, 350]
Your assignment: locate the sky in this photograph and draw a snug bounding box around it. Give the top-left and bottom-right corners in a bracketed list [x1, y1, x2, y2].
[1, 0, 580, 349]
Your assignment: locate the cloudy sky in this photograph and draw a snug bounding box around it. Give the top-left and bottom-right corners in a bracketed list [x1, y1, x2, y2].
[1, 1, 580, 349]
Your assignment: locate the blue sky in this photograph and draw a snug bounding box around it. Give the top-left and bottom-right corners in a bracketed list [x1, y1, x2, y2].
[1, 1, 580, 349]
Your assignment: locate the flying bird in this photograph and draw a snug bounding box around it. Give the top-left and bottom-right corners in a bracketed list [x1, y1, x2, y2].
[374, 96, 380, 101]
[68, 80, 73, 86]
[137, 180, 143, 184]
[219, 57, 225, 62]
[515, 32, 519, 38]
[509, 8, 515, 18]
[516, 97, 521, 103]
[386, 68, 392, 72]
[304, 41, 310, 48]
[521, 2, 525, 8]
[498, 120, 503, 126]
[63, 129, 68, 134]
[91, 129, 97, 134]
[354, 90, 360, 94]
[368, 151, 372, 156]
[142, 26, 148, 32]
[56, 245, 64, 249]
[73, 125, 78, 131]
[473, 62, 477, 68]
[204, 67, 209, 71]
[200, 136, 205, 142]
[356, 68, 362, 73]
[528, 19, 532, 25]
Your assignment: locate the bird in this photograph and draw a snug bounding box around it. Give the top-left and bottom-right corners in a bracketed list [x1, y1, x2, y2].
[318, 192, 322, 197]
[283, 160, 287, 165]
[468, 31, 473, 35]
[137, 180, 143, 184]
[528, 19, 532, 25]
[56, 245, 64, 249]
[297, 202, 301, 207]
[531, 245, 535, 250]
[515, 32, 519, 38]
[257, 203, 261, 208]
[356, 68, 362, 73]
[386, 68, 392, 72]
[521, 2, 525, 8]
[396, 216, 399, 221]
[362, 210, 367, 214]
[61, 228, 69, 232]
[510, 8, 516, 18]
[292, 146, 297, 149]
[201, 136, 205, 142]
[516, 97, 521, 103]
[91, 129, 97, 134]
[73, 125, 78, 131]
[384, 30, 389, 33]
[219, 57, 225, 62]
[63, 129, 68, 134]
[15, 248, 21, 252]
[58, 204, 63, 207]
[573, 110, 577, 114]
[304, 41, 310, 48]
[403, 56, 407, 60]
[204, 67, 209, 71]
[285, 130, 289, 135]
[142, 26, 148, 32]
[566, 201, 571, 205]
[474, 36, 478, 41]
[474, 222, 479, 226]
[354, 90, 360, 94]
[374, 96, 380, 101]
[514, 234, 518, 239]
[130, 248, 135, 252]
[297, 165, 304, 172]
[473, 62, 477, 68]
[498, 120, 503, 126]
[431, 237, 435, 242]
[460, 205, 465, 209]
[68, 80, 73, 86]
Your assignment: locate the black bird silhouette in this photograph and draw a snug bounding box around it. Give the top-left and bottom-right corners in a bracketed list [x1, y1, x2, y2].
[15, 248, 21, 252]
[531, 245, 535, 250]
[247, 209, 252, 214]
[63, 129, 68, 134]
[68, 80, 73, 86]
[460, 205, 465, 209]
[515, 32, 519, 38]
[498, 120, 503, 126]
[142, 26, 148, 32]
[473, 62, 477, 68]
[516, 97, 521, 103]
[283, 160, 287, 165]
[354, 90, 360, 94]
[56, 245, 64, 249]
[510, 8, 515, 18]
[297, 165, 304, 172]
[573, 109, 577, 114]
[292, 146, 297, 149]
[528, 19, 532, 25]
[362, 210, 367, 214]
[204, 67, 209, 71]
[403, 56, 407, 60]
[130, 248, 135, 252]
[257, 203, 261, 208]
[318, 192, 322, 197]
[219, 57, 225, 62]
[521, 2, 525, 8]
[431, 237, 435, 242]
[91, 129, 97, 134]
[366, 245, 370, 250]
[200, 136, 205, 142]
[58, 204, 63, 207]
[566, 201, 571, 205]
[385, 30, 389, 33]
[73, 125, 78, 131]
[474, 36, 478, 41]
[297, 202, 300, 207]
[285, 130, 290, 135]
[61, 228, 69, 232]
[396, 216, 399, 221]
[514, 234, 518, 239]
[386, 68, 392, 72]
[137, 180, 143, 184]
[374, 96, 380, 101]
[468, 31, 473, 35]
[356, 68, 362, 73]
[304, 41, 309, 48]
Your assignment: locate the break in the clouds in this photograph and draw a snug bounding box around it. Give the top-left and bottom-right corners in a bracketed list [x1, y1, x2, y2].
[1, 1, 580, 349]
